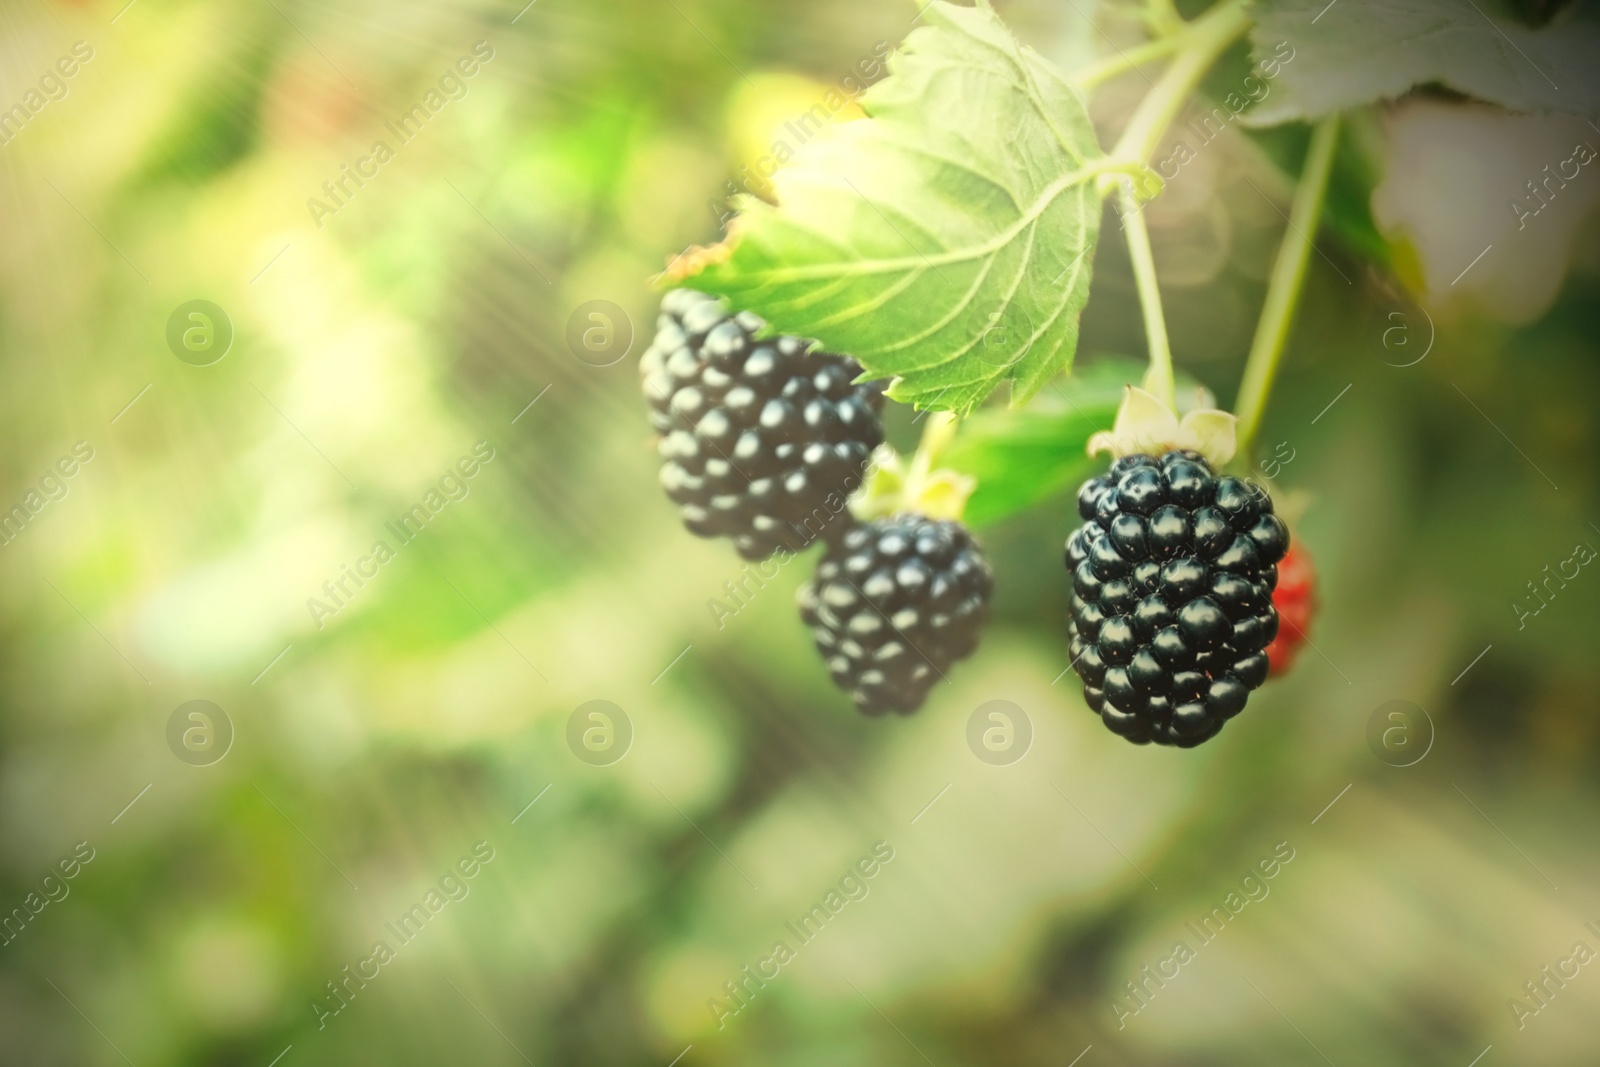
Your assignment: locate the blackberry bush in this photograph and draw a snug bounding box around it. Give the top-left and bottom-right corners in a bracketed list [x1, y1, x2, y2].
[798, 513, 994, 715]
[640, 289, 886, 561]
[1066, 450, 1289, 747]
[656, 1, 1354, 745]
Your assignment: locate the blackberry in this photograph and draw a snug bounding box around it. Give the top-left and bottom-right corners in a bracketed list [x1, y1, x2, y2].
[640, 289, 886, 561]
[798, 514, 994, 715]
[1065, 451, 1288, 747]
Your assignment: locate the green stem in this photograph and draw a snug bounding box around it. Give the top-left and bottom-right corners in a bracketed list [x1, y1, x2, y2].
[1144, 0, 1185, 36]
[861, 410, 971, 521]
[909, 411, 959, 487]
[1072, 35, 1182, 90]
[1109, 0, 1252, 168]
[1233, 113, 1342, 459]
[1085, 0, 1249, 415]
[1118, 182, 1175, 410]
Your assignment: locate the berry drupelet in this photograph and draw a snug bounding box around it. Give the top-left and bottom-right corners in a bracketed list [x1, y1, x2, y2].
[1066, 451, 1289, 747]
[799, 513, 994, 715]
[640, 289, 887, 561]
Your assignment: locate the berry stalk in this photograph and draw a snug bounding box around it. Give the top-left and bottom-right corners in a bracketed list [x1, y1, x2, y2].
[854, 408, 976, 521]
[1087, 0, 1251, 417]
[1119, 180, 1177, 411]
[1233, 113, 1343, 459]
[911, 409, 958, 472]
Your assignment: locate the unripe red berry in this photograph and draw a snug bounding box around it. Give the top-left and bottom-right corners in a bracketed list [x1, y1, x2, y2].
[1265, 539, 1316, 676]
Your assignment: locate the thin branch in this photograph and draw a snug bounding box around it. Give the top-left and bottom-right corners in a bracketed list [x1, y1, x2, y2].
[1108, 0, 1251, 168]
[1118, 181, 1175, 409]
[1233, 113, 1343, 457]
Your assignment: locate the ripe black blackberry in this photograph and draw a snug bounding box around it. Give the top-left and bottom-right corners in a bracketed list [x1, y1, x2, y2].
[1066, 451, 1288, 747]
[799, 513, 994, 715]
[640, 289, 887, 561]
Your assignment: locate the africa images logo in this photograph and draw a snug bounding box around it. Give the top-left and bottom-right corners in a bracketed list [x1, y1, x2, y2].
[311, 841, 496, 1030]
[1111, 841, 1297, 1028]
[305, 42, 496, 229]
[305, 441, 496, 629]
[707, 841, 895, 1029]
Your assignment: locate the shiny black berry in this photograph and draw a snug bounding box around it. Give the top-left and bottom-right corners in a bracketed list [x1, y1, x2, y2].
[798, 514, 994, 715]
[1066, 452, 1287, 747]
[640, 289, 886, 561]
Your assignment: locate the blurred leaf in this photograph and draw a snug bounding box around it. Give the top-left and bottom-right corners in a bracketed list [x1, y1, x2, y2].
[677, 0, 1104, 413]
[132, 35, 277, 186]
[1246, 0, 1600, 125]
[943, 359, 1137, 527]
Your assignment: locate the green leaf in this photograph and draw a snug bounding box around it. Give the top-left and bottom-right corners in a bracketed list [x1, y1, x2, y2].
[674, 0, 1107, 413]
[1247, 0, 1600, 126]
[942, 359, 1135, 527]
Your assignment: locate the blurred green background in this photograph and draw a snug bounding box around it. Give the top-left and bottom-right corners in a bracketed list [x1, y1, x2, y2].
[2, 0, 1598, 1064]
